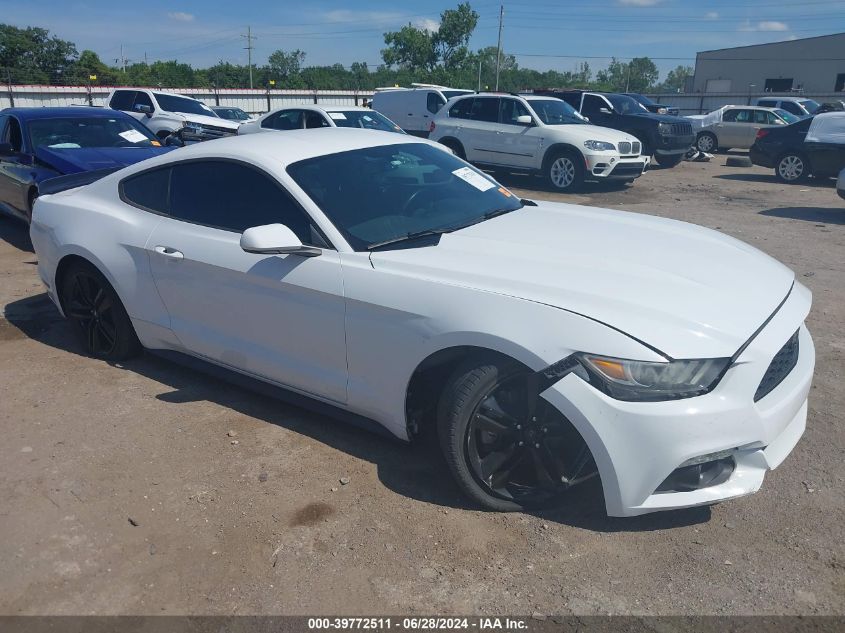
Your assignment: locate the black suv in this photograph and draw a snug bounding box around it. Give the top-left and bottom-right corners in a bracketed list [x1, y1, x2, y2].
[533, 90, 694, 167]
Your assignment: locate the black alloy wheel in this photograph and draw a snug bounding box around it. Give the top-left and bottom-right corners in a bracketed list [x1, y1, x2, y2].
[60, 262, 141, 360]
[439, 358, 597, 511]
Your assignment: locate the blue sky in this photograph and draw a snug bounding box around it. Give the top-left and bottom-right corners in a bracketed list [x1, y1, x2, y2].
[4, 0, 845, 80]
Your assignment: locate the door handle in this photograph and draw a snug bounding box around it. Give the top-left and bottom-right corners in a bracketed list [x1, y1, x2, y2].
[154, 245, 184, 259]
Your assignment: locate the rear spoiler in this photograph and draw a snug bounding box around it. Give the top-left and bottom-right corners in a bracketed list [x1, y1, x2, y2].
[37, 168, 120, 197]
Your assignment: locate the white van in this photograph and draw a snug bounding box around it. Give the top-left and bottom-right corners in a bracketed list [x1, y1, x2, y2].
[371, 84, 473, 136]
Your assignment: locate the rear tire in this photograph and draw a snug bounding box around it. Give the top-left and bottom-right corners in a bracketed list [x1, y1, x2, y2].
[775, 152, 809, 183]
[439, 138, 466, 160]
[59, 261, 142, 361]
[544, 150, 584, 192]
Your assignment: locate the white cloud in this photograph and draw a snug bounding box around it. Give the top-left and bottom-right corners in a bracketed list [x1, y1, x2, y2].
[167, 12, 195, 22]
[413, 18, 440, 33]
[705, 12, 719, 20]
[618, 0, 663, 6]
[323, 10, 405, 25]
[739, 20, 789, 32]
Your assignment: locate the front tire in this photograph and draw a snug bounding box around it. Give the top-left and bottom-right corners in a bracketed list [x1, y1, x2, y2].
[544, 150, 584, 192]
[653, 153, 684, 168]
[59, 261, 142, 361]
[439, 138, 466, 160]
[437, 356, 597, 511]
[776, 152, 808, 183]
[696, 132, 717, 153]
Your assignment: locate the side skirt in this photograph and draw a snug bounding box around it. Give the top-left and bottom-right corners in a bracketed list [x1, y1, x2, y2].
[149, 349, 402, 442]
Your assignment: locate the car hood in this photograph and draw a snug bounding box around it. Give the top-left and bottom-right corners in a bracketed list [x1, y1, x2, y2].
[546, 124, 638, 144]
[369, 203, 795, 359]
[178, 113, 240, 129]
[34, 146, 174, 175]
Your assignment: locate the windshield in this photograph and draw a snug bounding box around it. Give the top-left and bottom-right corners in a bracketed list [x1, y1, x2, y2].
[800, 99, 821, 114]
[526, 98, 586, 125]
[327, 110, 405, 133]
[775, 109, 800, 124]
[154, 93, 217, 117]
[214, 107, 250, 121]
[287, 143, 522, 250]
[606, 94, 649, 114]
[628, 93, 655, 106]
[29, 116, 158, 149]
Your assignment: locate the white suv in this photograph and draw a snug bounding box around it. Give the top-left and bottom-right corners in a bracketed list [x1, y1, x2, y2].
[107, 89, 240, 142]
[430, 94, 648, 191]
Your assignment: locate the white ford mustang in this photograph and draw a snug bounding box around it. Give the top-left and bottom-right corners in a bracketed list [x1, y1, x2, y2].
[30, 129, 814, 516]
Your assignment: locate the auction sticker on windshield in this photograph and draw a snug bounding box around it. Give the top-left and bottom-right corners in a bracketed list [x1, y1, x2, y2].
[452, 166, 495, 192]
[119, 129, 149, 143]
[328, 112, 347, 120]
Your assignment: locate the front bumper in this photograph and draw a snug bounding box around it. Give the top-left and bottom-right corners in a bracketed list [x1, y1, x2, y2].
[836, 169, 845, 200]
[585, 155, 649, 180]
[655, 134, 695, 156]
[541, 282, 814, 517]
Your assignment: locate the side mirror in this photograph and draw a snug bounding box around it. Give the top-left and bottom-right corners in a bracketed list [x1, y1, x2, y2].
[134, 104, 153, 116]
[0, 142, 13, 156]
[599, 107, 612, 115]
[240, 223, 321, 257]
[164, 134, 185, 147]
[516, 115, 533, 126]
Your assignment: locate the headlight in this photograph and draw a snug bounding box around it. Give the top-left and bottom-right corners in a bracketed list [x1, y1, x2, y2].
[583, 140, 615, 151]
[657, 107, 668, 114]
[576, 354, 731, 401]
[183, 121, 204, 133]
[658, 122, 673, 135]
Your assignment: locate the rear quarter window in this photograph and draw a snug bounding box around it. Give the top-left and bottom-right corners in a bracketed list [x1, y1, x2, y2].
[120, 167, 171, 214]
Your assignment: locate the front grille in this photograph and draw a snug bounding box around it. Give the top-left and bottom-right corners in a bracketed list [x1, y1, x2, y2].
[617, 141, 641, 156]
[661, 122, 693, 137]
[754, 330, 800, 402]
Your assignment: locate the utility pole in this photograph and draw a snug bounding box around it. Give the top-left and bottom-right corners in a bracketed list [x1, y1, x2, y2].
[242, 26, 256, 89]
[477, 58, 482, 92]
[116, 45, 129, 73]
[494, 4, 504, 91]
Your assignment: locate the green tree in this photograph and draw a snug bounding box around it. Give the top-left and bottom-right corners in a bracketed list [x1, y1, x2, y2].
[69, 50, 117, 85]
[656, 65, 693, 93]
[268, 49, 306, 83]
[433, 3, 479, 70]
[596, 57, 658, 92]
[381, 24, 437, 71]
[0, 24, 78, 83]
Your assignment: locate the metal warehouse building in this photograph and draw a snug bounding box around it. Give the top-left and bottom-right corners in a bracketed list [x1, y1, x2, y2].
[692, 32, 845, 94]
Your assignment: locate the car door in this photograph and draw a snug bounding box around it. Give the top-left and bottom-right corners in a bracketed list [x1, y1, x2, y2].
[144, 159, 348, 403]
[718, 109, 752, 148]
[495, 98, 540, 168]
[580, 94, 614, 128]
[0, 115, 36, 218]
[462, 96, 502, 164]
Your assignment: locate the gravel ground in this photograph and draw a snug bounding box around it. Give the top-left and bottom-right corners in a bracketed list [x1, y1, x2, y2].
[0, 154, 843, 616]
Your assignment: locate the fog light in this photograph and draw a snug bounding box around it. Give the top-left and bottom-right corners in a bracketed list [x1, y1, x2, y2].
[656, 455, 735, 493]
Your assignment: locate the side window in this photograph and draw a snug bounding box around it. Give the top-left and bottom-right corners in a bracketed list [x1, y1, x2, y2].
[558, 93, 580, 109]
[305, 111, 329, 129]
[722, 109, 740, 122]
[781, 102, 801, 115]
[133, 91, 154, 111]
[449, 98, 472, 119]
[121, 167, 171, 214]
[426, 92, 446, 114]
[468, 97, 500, 123]
[757, 100, 776, 108]
[754, 110, 770, 124]
[6, 117, 22, 151]
[734, 109, 754, 123]
[499, 99, 530, 125]
[581, 94, 606, 115]
[168, 160, 317, 244]
[264, 110, 302, 130]
[109, 90, 135, 111]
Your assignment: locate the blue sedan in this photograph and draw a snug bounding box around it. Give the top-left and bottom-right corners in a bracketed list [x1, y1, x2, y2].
[0, 106, 174, 223]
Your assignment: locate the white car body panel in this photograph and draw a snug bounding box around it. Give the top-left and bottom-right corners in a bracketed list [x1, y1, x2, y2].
[238, 105, 402, 136]
[107, 88, 240, 137]
[30, 129, 814, 516]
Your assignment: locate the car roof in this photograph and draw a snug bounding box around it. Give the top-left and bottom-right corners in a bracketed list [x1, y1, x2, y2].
[1, 106, 131, 121]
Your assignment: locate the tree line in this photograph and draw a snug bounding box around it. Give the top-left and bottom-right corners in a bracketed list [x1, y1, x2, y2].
[0, 6, 692, 94]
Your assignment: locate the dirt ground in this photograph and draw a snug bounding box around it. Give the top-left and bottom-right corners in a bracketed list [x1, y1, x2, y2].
[0, 154, 843, 616]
